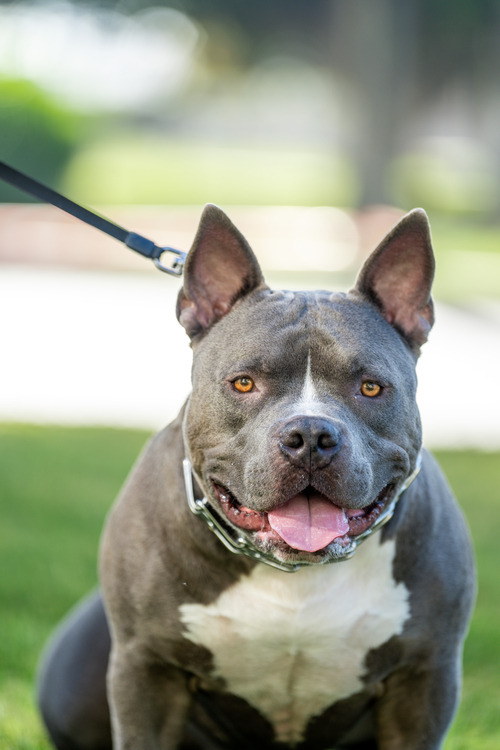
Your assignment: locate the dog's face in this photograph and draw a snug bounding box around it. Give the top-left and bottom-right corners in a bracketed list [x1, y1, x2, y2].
[178, 206, 434, 566]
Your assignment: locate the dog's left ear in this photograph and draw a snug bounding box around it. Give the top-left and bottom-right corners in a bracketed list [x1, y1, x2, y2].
[177, 204, 266, 338]
[354, 209, 435, 351]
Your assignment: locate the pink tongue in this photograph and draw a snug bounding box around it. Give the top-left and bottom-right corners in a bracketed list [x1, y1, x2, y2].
[268, 494, 349, 553]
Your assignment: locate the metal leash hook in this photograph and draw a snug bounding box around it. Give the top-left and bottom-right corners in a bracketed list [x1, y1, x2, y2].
[124, 232, 186, 276]
[0, 160, 186, 277]
[154, 248, 186, 276]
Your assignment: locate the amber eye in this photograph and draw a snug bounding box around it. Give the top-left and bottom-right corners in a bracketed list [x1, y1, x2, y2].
[233, 377, 255, 393]
[360, 381, 382, 398]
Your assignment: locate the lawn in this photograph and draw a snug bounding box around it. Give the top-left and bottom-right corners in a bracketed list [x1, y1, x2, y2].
[0, 424, 498, 748]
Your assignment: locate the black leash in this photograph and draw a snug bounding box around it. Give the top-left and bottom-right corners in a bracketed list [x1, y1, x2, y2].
[0, 160, 186, 276]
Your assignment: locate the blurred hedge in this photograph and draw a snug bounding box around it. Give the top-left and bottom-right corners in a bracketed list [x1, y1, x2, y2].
[0, 78, 85, 202]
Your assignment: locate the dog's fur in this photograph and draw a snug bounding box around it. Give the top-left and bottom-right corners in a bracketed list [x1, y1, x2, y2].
[38, 206, 475, 750]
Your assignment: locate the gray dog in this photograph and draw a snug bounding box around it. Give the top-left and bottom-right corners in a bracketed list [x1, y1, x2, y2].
[38, 206, 475, 750]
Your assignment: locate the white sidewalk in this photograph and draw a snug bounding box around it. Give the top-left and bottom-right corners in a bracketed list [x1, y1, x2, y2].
[1, 266, 500, 449]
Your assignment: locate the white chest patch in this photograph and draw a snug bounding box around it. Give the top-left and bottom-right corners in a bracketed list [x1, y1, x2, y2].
[179, 535, 410, 744]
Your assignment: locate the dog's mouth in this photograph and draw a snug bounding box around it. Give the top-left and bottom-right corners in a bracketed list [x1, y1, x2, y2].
[212, 482, 394, 555]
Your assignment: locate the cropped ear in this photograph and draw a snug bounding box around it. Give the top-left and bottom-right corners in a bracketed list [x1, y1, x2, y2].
[354, 209, 435, 352]
[176, 204, 266, 338]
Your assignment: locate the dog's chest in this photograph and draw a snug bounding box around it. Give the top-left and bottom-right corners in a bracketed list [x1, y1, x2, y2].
[180, 536, 410, 744]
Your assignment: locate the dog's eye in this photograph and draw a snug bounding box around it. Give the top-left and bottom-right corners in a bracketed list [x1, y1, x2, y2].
[233, 377, 255, 393]
[360, 381, 382, 398]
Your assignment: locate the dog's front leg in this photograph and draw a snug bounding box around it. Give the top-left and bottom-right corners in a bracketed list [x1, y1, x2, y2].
[375, 661, 460, 750]
[107, 646, 191, 750]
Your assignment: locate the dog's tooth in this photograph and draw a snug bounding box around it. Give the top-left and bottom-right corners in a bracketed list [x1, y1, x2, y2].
[346, 508, 365, 519]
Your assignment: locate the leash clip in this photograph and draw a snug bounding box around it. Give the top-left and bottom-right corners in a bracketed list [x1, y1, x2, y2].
[124, 233, 186, 276]
[153, 247, 186, 277]
[0, 161, 188, 277]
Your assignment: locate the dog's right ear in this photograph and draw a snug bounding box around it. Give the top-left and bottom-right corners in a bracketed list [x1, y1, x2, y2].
[354, 208, 435, 352]
[176, 204, 266, 338]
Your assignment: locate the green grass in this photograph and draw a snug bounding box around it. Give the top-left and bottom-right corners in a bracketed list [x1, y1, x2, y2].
[436, 452, 500, 748]
[0, 424, 149, 749]
[0, 426, 498, 748]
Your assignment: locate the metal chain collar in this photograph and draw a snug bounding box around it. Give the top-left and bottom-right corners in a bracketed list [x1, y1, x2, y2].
[183, 454, 422, 573]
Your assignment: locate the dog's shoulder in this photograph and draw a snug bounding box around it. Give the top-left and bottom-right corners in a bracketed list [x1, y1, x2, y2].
[387, 450, 476, 643]
[100, 408, 189, 619]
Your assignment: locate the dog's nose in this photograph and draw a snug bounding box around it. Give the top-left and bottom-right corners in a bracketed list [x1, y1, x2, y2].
[279, 416, 342, 470]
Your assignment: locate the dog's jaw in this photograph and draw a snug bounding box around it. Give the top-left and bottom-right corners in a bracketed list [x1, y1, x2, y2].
[212, 479, 399, 562]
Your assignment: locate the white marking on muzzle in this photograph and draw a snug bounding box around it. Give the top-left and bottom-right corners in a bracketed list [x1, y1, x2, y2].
[292, 351, 328, 417]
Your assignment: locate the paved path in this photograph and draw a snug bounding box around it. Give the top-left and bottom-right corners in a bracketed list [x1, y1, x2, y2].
[2, 267, 500, 448]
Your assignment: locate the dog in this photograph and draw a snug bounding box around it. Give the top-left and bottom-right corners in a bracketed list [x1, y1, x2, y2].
[38, 205, 475, 750]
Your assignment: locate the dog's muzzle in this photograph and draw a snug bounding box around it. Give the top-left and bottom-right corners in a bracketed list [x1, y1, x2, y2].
[183, 456, 422, 573]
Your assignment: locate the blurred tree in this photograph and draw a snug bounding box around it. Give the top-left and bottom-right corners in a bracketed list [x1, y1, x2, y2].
[417, 0, 500, 95]
[0, 79, 85, 202]
[1, 0, 499, 206]
[73, 0, 500, 205]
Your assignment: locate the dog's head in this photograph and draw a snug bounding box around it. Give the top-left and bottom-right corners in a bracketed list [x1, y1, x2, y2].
[177, 205, 434, 566]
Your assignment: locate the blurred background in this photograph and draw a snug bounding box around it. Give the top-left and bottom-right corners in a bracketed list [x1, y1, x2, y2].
[2, 0, 500, 213]
[1, 2, 500, 748]
[1, 0, 500, 444]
